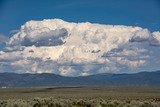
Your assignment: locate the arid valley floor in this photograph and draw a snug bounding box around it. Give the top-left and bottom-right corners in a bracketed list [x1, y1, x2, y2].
[0, 86, 160, 107]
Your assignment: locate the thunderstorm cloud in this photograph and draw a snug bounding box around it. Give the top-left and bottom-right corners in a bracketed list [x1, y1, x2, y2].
[0, 19, 160, 76]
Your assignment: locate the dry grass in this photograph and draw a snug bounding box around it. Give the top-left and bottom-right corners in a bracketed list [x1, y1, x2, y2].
[0, 86, 160, 107]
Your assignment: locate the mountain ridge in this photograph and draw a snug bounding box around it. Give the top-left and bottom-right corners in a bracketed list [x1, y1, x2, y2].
[0, 70, 160, 87]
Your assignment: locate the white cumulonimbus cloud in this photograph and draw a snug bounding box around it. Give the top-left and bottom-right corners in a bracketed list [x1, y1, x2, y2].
[0, 19, 160, 76]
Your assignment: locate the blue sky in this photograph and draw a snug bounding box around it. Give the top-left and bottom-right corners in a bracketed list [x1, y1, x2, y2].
[0, 0, 160, 37]
[0, 0, 160, 75]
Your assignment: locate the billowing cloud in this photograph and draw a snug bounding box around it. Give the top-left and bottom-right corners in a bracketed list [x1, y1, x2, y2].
[150, 31, 160, 46]
[0, 19, 160, 76]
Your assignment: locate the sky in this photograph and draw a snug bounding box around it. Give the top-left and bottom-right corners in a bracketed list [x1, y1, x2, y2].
[0, 0, 160, 76]
[0, 0, 160, 37]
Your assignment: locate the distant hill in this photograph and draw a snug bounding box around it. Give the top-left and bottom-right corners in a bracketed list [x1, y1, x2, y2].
[0, 71, 160, 87]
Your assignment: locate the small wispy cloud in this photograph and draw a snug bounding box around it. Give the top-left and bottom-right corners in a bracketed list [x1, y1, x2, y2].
[0, 34, 9, 43]
[10, 29, 19, 34]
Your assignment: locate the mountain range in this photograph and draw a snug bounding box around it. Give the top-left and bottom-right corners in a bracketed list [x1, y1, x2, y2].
[0, 71, 160, 87]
